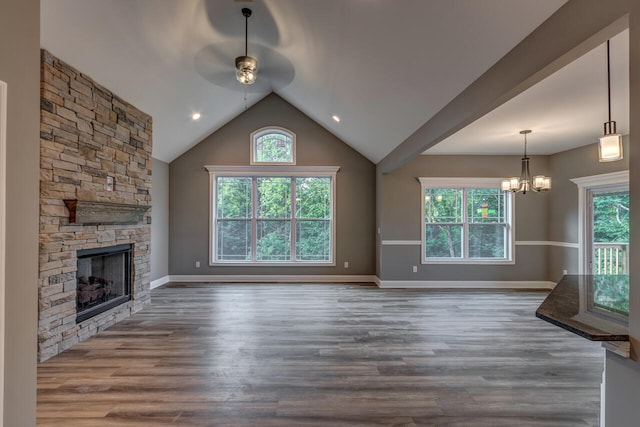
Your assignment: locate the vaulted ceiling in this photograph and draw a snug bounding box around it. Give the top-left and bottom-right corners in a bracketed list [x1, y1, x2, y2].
[40, 1, 627, 164]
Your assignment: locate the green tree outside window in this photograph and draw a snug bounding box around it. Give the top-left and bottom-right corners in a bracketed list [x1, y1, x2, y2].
[424, 186, 509, 261]
[214, 175, 332, 263]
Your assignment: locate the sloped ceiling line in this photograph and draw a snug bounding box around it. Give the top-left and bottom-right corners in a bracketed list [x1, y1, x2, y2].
[378, 0, 631, 174]
[41, 0, 567, 164]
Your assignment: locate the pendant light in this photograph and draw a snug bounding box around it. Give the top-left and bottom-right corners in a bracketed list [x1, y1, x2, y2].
[501, 130, 551, 194]
[235, 8, 258, 85]
[598, 40, 623, 162]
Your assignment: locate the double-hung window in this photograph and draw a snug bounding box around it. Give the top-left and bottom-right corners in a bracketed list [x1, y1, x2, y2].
[419, 178, 514, 264]
[207, 166, 338, 265]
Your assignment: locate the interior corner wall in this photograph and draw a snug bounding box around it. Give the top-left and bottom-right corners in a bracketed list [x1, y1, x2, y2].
[547, 137, 629, 280]
[606, 2, 640, 424]
[151, 158, 169, 281]
[378, 154, 550, 282]
[168, 93, 376, 277]
[0, 0, 40, 425]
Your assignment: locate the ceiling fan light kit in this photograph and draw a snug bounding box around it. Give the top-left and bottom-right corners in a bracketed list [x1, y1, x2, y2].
[598, 40, 623, 162]
[501, 130, 551, 194]
[235, 55, 258, 85]
[235, 8, 258, 85]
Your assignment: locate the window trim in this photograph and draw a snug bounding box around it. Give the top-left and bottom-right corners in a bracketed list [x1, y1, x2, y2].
[570, 171, 629, 274]
[419, 177, 515, 265]
[250, 126, 296, 165]
[206, 165, 339, 266]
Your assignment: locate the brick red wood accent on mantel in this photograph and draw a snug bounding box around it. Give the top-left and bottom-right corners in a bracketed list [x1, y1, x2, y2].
[38, 49, 153, 362]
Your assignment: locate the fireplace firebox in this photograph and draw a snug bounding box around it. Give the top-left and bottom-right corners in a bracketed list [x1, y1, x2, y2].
[76, 244, 132, 323]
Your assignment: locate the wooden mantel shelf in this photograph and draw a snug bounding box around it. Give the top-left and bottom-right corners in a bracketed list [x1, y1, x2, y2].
[64, 200, 150, 225]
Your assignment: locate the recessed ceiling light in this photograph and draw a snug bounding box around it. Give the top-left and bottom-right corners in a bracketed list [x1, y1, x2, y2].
[332, 115, 341, 122]
[192, 113, 201, 121]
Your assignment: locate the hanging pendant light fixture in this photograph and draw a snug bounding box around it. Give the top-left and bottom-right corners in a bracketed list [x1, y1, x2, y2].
[235, 8, 258, 85]
[598, 40, 623, 162]
[501, 130, 551, 194]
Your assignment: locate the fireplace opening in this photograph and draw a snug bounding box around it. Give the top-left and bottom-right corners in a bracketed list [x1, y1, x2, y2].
[76, 244, 132, 323]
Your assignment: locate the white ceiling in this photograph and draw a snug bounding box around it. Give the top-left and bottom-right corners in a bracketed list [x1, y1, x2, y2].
[428, 29, 630, 155]
[40, 0, 575, 163]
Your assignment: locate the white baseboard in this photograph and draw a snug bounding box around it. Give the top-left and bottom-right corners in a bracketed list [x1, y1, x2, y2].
[153, 275, 554, 290]
[150, 275, 170, 289]
[165, 275, 377, 284]
[375, 279, 555, 290]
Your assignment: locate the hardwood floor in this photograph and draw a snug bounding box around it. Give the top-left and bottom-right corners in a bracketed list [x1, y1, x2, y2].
[37, 284, 604, 426]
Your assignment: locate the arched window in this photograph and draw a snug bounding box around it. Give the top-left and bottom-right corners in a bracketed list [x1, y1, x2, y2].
[250, 127, 296, 165]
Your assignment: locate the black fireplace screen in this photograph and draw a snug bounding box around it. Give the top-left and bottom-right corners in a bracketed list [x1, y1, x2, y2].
[76, 244, 132, 323]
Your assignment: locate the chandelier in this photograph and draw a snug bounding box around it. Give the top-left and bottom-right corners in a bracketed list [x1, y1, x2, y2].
[235, 8, 258, 85]
[501, 130, 551, 194]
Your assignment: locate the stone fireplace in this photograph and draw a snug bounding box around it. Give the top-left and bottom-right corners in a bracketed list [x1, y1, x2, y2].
[38, 50, 152, 361]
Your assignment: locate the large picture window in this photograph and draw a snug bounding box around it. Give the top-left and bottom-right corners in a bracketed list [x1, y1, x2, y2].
[420, 178, 514, 264]
[208, 166, 338, 265]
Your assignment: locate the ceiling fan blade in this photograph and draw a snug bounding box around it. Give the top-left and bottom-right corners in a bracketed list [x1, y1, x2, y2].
[203, 0, 281, 46]
[194, 43, 295, 93]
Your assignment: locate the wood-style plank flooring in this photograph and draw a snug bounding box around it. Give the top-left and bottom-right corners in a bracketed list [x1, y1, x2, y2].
[38, 283, 604, 426]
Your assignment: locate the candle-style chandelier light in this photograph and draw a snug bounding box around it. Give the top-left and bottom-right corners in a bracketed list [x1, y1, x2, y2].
[501, 130, 551, 194]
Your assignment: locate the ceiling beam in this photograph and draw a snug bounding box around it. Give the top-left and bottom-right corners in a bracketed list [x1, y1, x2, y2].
[377, 0, 631, 174]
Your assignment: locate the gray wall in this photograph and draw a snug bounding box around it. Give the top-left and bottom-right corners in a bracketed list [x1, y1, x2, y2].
[546, 138, 629, 280]
[379, 139, 631, 283]
[1, 0, 40, 425]
[605, 351, 640, 426]
[607, 0, 640, 423]
[169, 94, 376, 276]
[151, 158, 169, 281]
[379, 154, 550, 281]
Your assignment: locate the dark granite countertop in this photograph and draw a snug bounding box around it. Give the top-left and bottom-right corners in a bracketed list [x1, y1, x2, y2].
[536, 275, 629, 341]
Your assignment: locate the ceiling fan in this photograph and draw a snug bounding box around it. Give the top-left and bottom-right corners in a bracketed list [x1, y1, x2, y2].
[235, 8, 258, 85]
[194, 4, 295, 93]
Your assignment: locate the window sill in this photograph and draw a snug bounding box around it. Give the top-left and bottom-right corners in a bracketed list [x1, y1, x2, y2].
[422, 259, 515, 266]
[210, 261, 336, 267]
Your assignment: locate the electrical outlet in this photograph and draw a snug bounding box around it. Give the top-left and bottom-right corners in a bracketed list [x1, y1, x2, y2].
[563, 269, 568, 275]
[412, 266, 417, 273]
[344, 261, 349, 268]
[195, 261, 200, 268]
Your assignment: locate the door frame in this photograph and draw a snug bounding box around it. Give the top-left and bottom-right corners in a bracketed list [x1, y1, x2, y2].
[571, 171, 629, 274]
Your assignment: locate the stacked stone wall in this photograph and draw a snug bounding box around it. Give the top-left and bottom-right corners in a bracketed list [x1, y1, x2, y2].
[38, 49, 152, 361]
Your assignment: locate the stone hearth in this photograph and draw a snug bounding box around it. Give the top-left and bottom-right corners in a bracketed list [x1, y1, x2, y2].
[38, 50, 152, 361]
